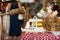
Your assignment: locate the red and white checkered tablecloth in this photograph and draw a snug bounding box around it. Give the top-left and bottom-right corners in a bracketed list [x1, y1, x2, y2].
[56, 35, 60, 40]
[21, 32, 60, 40]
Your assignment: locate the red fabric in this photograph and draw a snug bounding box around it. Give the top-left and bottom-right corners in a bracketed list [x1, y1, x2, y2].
[1, 3, 8, 11]
[21, 32, 57, 40]
[57, 35, 60, 40]
[43, 32, 57, 40]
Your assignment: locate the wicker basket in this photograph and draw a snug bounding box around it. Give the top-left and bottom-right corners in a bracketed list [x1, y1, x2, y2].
[43, 17, 60, 31]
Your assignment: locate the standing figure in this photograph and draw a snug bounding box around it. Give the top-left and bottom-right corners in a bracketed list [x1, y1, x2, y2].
[0, 2, 10, 40]
[8, 0, 24, 40]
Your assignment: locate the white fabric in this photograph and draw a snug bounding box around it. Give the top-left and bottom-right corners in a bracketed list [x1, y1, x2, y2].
[25, 21, 30, 28]
[37, 7, 52, 18]
[18, 14, 24, 20]
[4, 6, 10, 33]
[20, 0, 27, 3]
[36, 9, 47, 18]
[40, 9, 46, 14]
[21, 19, 46, 32]
[47, 6, 52, 14]
[37, 12, 43, 17]
[27, 0, 34, 3]
[51, 31, 60, 36]
[20, 0, 34, 3]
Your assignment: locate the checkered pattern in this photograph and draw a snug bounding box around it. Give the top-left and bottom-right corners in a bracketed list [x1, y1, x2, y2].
[43, 32, 57, 40]
[21, 32, 57, 40]
[57, 35, 60, 40]
[21, 32, 31, 40]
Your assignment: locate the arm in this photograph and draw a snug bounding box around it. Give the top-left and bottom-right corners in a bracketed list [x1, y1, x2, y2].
[18, 0, 26, 13]
[18, 0, 22, 9]
[6, 3, 11, 11]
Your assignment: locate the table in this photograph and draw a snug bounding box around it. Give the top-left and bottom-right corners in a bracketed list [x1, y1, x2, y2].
[21, 27, 60, 40]
[21, 31, 60, 40]
[21, 18, 60, 40]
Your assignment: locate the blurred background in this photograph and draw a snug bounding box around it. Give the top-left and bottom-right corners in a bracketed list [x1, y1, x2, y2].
[0, 0, 60, 40]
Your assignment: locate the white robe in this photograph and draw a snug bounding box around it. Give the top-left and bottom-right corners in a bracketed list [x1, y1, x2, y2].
[3, 6, 10, 33]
